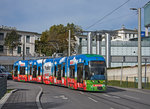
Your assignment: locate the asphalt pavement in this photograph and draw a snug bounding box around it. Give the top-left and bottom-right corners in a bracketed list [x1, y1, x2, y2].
[2, 80, 150, 109]
[1, 80, 41, 109]
[40, 84, 150, 109]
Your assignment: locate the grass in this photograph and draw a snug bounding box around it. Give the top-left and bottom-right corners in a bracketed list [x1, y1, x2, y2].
[108, 80, 150, 89]
[7, 89, 14, 93]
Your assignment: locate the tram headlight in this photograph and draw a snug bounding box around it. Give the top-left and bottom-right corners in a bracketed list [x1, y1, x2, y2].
[91, 80, 95, 83]
[103, 81, 105, 84]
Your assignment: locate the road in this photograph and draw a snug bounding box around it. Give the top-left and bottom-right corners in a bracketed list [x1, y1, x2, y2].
[2, 80, 150, 109]
[40, 84, 150, 109]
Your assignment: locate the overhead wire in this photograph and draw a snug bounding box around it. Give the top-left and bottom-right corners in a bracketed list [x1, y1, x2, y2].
[85, 0, 131, 30]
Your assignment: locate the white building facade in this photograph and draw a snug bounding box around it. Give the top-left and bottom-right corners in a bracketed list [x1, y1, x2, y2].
[0, 26, 41, 57]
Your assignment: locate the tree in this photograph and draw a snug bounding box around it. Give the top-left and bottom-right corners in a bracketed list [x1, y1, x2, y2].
[4, 30, 21, 56]
[35, 23, 82, 56]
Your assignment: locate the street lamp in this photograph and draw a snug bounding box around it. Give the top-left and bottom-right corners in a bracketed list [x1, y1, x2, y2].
[68, 30, 71, 56]
[130, 8, 142, 89]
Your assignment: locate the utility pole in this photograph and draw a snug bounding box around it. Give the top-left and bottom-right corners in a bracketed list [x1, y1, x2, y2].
[68, 30, 71, 56]
[138, 8, 142, 89]
[23, 36, 25, 60]
[130, 8, 142, 89]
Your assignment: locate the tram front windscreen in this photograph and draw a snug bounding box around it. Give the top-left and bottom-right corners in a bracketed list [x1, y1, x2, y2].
[85, 61, 106, 80]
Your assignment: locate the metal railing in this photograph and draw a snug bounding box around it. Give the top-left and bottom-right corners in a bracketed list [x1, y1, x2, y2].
[0, 77, 7, 99]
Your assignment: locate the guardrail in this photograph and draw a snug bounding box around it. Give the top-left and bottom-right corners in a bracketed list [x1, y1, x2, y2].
[0, 77, 7, 99]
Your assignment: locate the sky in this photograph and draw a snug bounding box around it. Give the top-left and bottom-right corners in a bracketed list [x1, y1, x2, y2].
[0, 0, 150, 33]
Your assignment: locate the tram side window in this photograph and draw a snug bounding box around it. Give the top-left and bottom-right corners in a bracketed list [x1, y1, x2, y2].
[57, 65, 61, 80]
[29, 65, 32, 75]
[54, 66, 57, 77]
[33, 65, 37, 78]
[62, 65, 65, 77]
[85, 65, 90, 80]
[77, 64, 83, 83]
[14, 66, 18, 77]
[38, 67, 41, 76]
[70, 66, 75, 78]
[20, 67, 25, 75]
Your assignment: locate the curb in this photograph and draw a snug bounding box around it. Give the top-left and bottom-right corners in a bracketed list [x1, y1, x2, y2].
[108, 86, 150, 95]
[36, 86, 43, 109]
[0, 89, 18, 109]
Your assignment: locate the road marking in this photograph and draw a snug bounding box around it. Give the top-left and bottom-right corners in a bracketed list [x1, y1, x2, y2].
[103, 94, 111, 97]
[112, 96, 120, 99]
[80, 91, 84, 94]
[124, 95, 140, 100]
[110, 107, 115, 109]
[54, 96, 59, 98]
[60, 95, 68, 100]
[88, 97, 98, 103]
[54, 95, 68, 100]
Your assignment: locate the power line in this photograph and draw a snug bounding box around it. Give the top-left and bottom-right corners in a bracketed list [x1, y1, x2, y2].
[85, 0, 131, 30]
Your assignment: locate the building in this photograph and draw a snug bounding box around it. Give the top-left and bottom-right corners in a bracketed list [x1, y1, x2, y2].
[0, 25, 41, 72]
[74, 27, 150, 67]
[112, 25, 138, 41]
[0, 25, 41, 57]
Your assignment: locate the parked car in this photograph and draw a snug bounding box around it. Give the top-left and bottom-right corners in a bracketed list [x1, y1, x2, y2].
[0, 69, 12, 79]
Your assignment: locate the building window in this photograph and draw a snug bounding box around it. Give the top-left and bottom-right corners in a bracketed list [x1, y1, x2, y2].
[26, 47, 30, 54]
[17, 46, 21, 54]
[0, 33, 4, 40]
[26, 35, 30, 43]
[18, 35, 21, 42]
[0, 45, 4, 52]
[9, 49, 13, 54]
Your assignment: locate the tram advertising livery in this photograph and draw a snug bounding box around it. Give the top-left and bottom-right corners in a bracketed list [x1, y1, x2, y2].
[13, 54, 107, 91]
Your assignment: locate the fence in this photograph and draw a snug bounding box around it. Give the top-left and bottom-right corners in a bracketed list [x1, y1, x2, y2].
[107, 76, 150, 89]
[0, 77, 7, 99]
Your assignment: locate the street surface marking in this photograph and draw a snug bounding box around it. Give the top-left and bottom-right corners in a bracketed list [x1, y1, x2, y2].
[112, 96, 120, 99]
[54, 96, 59, 98]
[103, 94, 111, 97]
[88, 97, 98, 103]
[80, 91, 84, 94]
[110, 108, 115, 109]
[60, 95, 68, 100]
[124, 95, 140, 100]
[54, 95, 68, 100]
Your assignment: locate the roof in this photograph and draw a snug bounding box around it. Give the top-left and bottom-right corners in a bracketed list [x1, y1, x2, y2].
[115, 28, 138, 32]
[0, 28, 41, 35]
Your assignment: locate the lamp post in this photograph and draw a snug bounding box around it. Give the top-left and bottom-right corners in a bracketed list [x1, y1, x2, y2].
[23, 36, 25, 60]
[130, 8, 142, 89]
[68, 30, 71, 56]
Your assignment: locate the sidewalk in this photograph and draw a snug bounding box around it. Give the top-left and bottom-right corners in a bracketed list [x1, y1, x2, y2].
[1, 80, 41, 109]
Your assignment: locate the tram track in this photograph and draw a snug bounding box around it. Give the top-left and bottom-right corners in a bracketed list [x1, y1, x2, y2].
[84, 92, 150, 109]
[39, 83, 150, 109]
[81, 92, 133, 109]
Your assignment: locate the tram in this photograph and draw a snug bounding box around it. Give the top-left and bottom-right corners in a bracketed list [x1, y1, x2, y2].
[13, 54, 107, 91]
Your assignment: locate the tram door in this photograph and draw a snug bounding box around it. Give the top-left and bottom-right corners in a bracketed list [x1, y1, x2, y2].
[14, 66, 18, 77]
[57, 65, 61, 80]
[57, 65, 62, 85]
[33, 65, 37, 78]
[77, 63, 84, 83]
